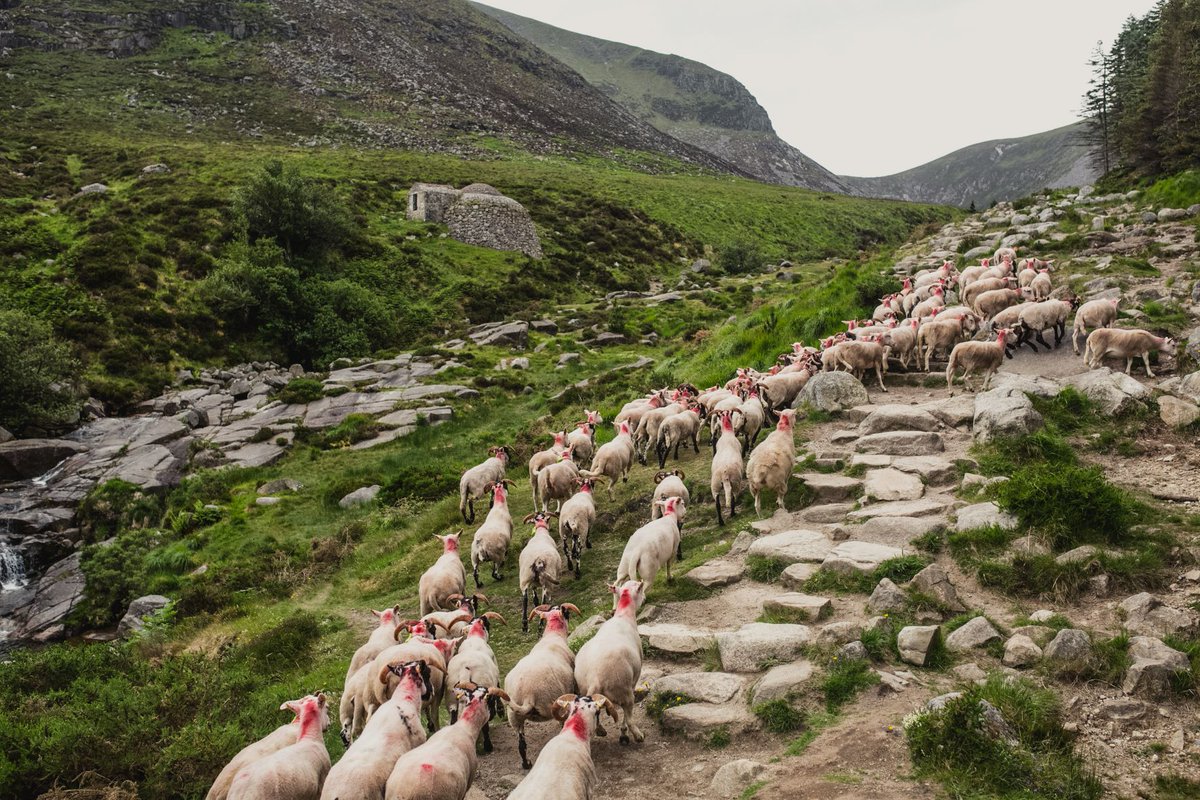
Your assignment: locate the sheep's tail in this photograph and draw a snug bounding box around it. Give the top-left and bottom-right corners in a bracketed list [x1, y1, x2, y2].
[723, 480, 733, 513]
[458, 485, 468, 519]
[945, 351, 958, 385]
[532, 559, 559, 588]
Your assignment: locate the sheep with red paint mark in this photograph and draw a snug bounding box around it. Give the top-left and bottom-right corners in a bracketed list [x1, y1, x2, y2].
[503, 603, 580, 769]
[226, 694, 331, 800]
[419, 532, 466, 617]
[574, 580, 647, 746]
[507, 694, 617, 800]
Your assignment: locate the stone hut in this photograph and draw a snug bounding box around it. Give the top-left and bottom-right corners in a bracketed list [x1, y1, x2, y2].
[405, 182, 543, 259]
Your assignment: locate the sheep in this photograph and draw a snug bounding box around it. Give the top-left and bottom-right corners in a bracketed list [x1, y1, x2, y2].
[961, 276, 1012, 309]
[916, 316, 970, 370]
[613, 392, 665, 429]
[361, 631, 458, 736]
[559, 478, 598, 578]
[458, 446, 511, 524]
[507, 694, 616, 800]
[994, 246, 1017, 266]
[207, 706, 302, 800]
[633, 398, 683, 464]
[444, 613, 507, 753]
[755, 369, 811, 411]
[735, 388, 768, 453]
[566, 411, 602, 468]
[835, 338, 888, 392]
[1084, 328, 1177, 377]
[651, 470, 689, 519]
[227, 694, 331, 800]
[528, 431, 569, 508]
[707, 392, 745, 447]
[957, 259, 992, 287]
[695, 387, 735, 413]
[946, 329, 1010, 392]
[1072, 298, 1119, 355]
[1017, 265, 1037, 288]
[710, 410, 745, 526]
[383, 683, 509, 800]
[425, 593, 488, 640]
[339, 606, 402, 744]
[884, 319, 920, 369]
[320, 662, 434, 800]
[419, 532, 466, 617]
[1015, 299, 1074, 351]
[911, 286, 946, 319]
[537, 450, 581, 512]
[1029, 269, 1052, 301]
[746, 408, 798, 517]
[504, 603, 580, 769]
[518, 512, 564, 632]
[470, 481, 514, 588]
[580, 421, 635, 500]
[655, 403, 705, 467]
[972, 287, 1022, 322]
[615, 497, 684, 592]
[574, 580, 647, 745]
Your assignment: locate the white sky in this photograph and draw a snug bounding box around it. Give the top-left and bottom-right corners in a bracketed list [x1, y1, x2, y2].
[480, 0, 1158, 176]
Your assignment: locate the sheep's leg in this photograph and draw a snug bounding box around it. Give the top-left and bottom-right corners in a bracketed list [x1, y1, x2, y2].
[573, 539, 582, 578]
[1054, 322, 1065, 346]
[753, 488, 762, 517]
[715, 492, 725, 526]
[473, 560, 483, 590]
[481, 719, 493, 754]
[657, 441, 668, 470]
[465, 498, 475, 525]
[1072, 327, 1083, 355]
[691, 431, 699, 454]
[521, 589, 529, 633]
[624, 700, 645, 743]
[450, 705, 458, 725]
[517, 723, 532, 769]
[876, 364, 887, 393]
[1125, 356, 1133, 375]
[426, 700, 439, 733]
[1142, 353, 1155, 378]
[1035, 330, 1051, 350]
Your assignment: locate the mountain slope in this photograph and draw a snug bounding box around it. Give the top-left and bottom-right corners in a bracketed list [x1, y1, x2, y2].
[841, 122, 1097, 208]
[0, 0, 734, 171]
[476, 2, 849, 193]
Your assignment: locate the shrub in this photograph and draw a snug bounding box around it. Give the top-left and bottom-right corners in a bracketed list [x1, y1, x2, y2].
[820, 657, 879, 711]
[993, 463, 1140, 550]
[77, 479, 162, 541]
[234, 160, 356, 264]
[0, 309, 82, 433]
[751, 699, 806, 732]
[717, 239, 765, 274]
[76, 528, 162, 627]
[276, 377, 326, 405]
[973, 430, 1077, 475]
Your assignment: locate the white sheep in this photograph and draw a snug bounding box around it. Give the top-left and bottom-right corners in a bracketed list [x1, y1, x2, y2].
[830, 338, 888, 392]
[457, 446, 510, 524]
[615, 497, 683, 592]
[361, 631, 458, 736]
[507, 695, 617, 800]
[946, 329, 1011, 391]
[1014, 299, 1074, 351]
[747, 408, 798, 516]
[574, 580, 647, 745]
[994, 246, 1017, 266]
[536, 450, 581, 512]
[419, 532, 466, 617]
[504, 603, 581, 769]
[444, 613, 507, 753]
[911, 286, 946, 319]
[559, 478, 598, 578]
[320, 662, 434, 800]
[1084, 328, 1176, 376]
[1017, 266, 1037, 288]
[581, 421, 635, 500]
[207, 706, 303, 800]
[651, 470, 689, 519]
[961, 276, 1011, 309]
[528, 431, 569, 508]
[566, 410, 602, 468]
[1029, 269, 1053, 301]
[226, 694, 331, 800]
[972, 287, 1022, 322]
[1071, 298, 1119, 355]
[654, 403, 705, 468]
[706, 392, 745, 447]
[710, 410, 745, 526]
[633, 398, 684, 464]
[518, 512, 564, 632]
[755, 368, 811, 411]
[883, 319, 920, 369]
[736, 388, 768, 453]
[468, 481, 514, 588]
[339, 606, 402, 744]
[383, 683, 509, 800]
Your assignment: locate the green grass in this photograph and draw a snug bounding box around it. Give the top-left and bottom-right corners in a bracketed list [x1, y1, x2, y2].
[746, 555, 789, 583]
[782, 710, 837, 756]
[645, 691, 696, 723]
[1142, 170, 1200, 209]
[803, 555, 928, 595]
[752, 699, 807, 733]
[819, 657, 880, 711]
[1151, 774, 1200, 800]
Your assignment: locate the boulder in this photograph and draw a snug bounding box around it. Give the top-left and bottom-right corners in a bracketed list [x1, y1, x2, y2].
[257, 478, 303, 495]
[1003, 635, 1043, 668]
[973, 388, 1044, 443]
[897, 625, 941, 666]
[639, 623, 716, 654]
[654, 672, 743, 704]
[854, 431, 944, 456]
[660, 703, 759, 738]
[954, 662, 988, 683]
[1063, 368, 1150, 415]
[1175, 371, 1200, 404]
[918, 395, 977, 428]
[863, 468, 924, 502]
[794, 372, 869, 413]
[1123, 636, 1191, 697]
[858, 405, 941, 435]
[19, 553, 86, 637]
[763, 593, 832, 621]
[798, 473, 862, 502]
[1158, 396, 1200, 428]
[338, 485, 381, 509]
[926, 694, 1017, 743]
[686, 560, 745, 588]
[468, 321, 529, 348]
[989, 373, 1061, 398]
[839, 640, 869, 661]
[589, 332, 627, 347]
[1043, 629, 1092, 669]
[867, 578, 908, 613]
[117, 595, 171, 637]
[817, 621, 864, 646]
[892, 456, 959, 486]
[854, 515, 946, 547]
[1157, 207, 1188, 221]
[1119, 593, 1197, 638]
[747, 529, 834, 564]
[955, 502, 1019, 532]
[0, 439, 89, 480]
[1055, 545, 1100, 565]
[0, 426, 13, 443]
[822, 541, 906, 574]
[79, 182, 108, 195]
[710, 760, 768, 799]
[780, 562, 820, 589]
[752, 659, 815, 703]
[716, 623, 811, 673]
[910, 564, 965, 612]
[799, 502, 856, 523]
[945, 616, 1002, 652]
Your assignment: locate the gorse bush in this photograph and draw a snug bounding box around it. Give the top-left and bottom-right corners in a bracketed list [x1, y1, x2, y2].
[0, 309, 82, 433]
[993, 463, 1140, 550]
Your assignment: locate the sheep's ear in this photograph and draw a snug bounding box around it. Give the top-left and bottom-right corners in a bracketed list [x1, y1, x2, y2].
[371, 609, 383, 618]
[281, 699, 301, 714]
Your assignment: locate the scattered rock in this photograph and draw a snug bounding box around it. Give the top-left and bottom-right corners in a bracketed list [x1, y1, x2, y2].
[1123, 636, 1191, 697]
[822, 541, 906, 575]
[1029, 610, 1057, 623]
[338, 485, 381, 508]
[973, 388, 1044, 442]
[660, 702, 760, 738]
[897, 625, 942, 666]
[78, 182, 108, 195]
[910, 564, 965, 612]
[839, 641, 869, 661]
[752, 659, 815, 703]
[868, 578, 909, 613]
[1055, 545, 1100, 565]
[945, 616, 1002, 652]
[654, 672, 743, 704]
[763, 593, 832, 621]
[779, 562, 820, 589]
[1063, 368, 1150, 415]
[639, 623, 716, 654]
[1158, 395, 1200, 428]
[1043, 629, 1092, 669]
[255, 496, 282, 506]
[1003, 635, 1043, 668]
[257, 478, 302, 495]
[926, 693, 1016, 743]
[686, 558, 744, 587]
[468, 320, 529, 348]
[1098, 697, 1149, 721]
[797, 473, 862, 502]
[794, 372, 869, 413]
[556, 352, 580, 367]
[717, 623, 811, 673]
[1119, 593, 1197, 638]
[710, 760, 768, 799]
[953, 662, 988, 683]
[1009, 535, 1051, 557]
[117, 595, 170, 637]
[955, 502, 1018, 532]
[858, 405, 941, 435]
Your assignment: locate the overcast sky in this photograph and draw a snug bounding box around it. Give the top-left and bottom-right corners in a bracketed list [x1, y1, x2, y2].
[480, 0, 1158, 176]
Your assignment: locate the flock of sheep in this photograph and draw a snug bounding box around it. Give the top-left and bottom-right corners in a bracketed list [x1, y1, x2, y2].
[202, 246, 1176, 800]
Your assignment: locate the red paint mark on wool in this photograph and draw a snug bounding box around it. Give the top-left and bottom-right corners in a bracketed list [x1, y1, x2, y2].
[564, 713, 588, 740]
[615, 591, 633, 614]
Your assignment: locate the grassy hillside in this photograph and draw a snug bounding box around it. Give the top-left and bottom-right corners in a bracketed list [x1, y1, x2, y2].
[842, 122, 1098, 209]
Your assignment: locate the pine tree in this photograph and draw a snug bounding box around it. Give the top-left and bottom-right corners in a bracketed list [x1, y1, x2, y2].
[1082, 41, 1114, 174]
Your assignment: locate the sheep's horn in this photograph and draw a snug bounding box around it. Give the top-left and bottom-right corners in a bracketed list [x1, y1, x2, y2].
[560, 603, 581, 615]
[487, 688, 511, 702]
[472, 592, 489, 605]
[673, 470, 686, 480]
[481, 611, 507, 625]
[424, 660, 445, 676]
[653, 471, 667, 484]
[446, 593, 466, 603]
[432, 612, 471, 631]
[522, 513, 538, 523]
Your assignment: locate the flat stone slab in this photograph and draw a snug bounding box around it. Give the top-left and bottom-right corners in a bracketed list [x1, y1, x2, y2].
[639, 624, 718, 654]
[799, 473, 862, 502]
[717, 623, 812, 673]
[850, 453, 892, 469]
[747, 529, 834, 564]
[917, 396, 977, 428]
[752, 659, 815, 703]
[822, 541, 907, 574]
[955, 502, 1019, 532]
[763, 593, 833, 621]
[846, 498, 950, 520]
[863, 468, 925, 502]
[660, 703, 760, 738]
[853, 515, 946, 547]
[858, 405, 942, 435]
[654, 672, 743, 704]
[780, 563, 820, 590]
[854, 431, 944, 456]
[891, 456, 959, 486]
[686, 560, 745, 588]
[799, 503, 856, 523]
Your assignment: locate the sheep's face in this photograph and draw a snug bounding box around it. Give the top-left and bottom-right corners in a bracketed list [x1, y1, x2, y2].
[389, 660, 435, 701]
[1162, 338, 1177, 355]
[612, 580, 646, 613]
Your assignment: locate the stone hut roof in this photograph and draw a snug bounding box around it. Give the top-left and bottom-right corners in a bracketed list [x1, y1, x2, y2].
[458, 192, 524, 209]
[410, 182, 458, 194]
[460, 182, 502, 196]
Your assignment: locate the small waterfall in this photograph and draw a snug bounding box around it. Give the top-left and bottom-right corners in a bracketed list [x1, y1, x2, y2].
[0, 540, 25, 591]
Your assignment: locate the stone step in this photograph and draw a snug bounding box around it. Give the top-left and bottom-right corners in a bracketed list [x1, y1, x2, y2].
[798, 502, 856, 524]
[822, 541, 908, 574]
[857, 404, 942, 435]
[763, 593, 833, 621]
[660, 702, 760, 738]
[686, 559, 745, 588]
[752, 659, 815, 703]
[780, 563, 820, 590]
[746, 529, 834, 565]
[639, 623, 719, 654]
[716, 623, 811, 673]
[652, 671, 744, 704]
[854, 431, 945, 456]
[797, 473, 862, 502]
[846, 497, 951, 520]
[862, 467, 925, 502]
